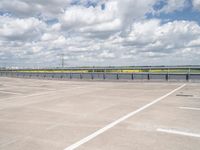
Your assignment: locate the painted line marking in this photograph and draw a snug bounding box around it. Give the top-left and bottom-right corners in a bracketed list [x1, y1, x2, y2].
[0, 91, 55, 102]
[179, 107, 200, 111]
[188, 97, 200, 99]
[64, 84, 186, 150]
[0, 86, 86, 102]
[0, 138, 18, 148]
[157, 128, 200, 138]
[46, 124, 61, 131]
[0, 90, 22, 95]
[5, 85, 57, 91]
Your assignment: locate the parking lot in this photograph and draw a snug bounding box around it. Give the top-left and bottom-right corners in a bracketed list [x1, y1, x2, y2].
[0, 77, 199, 150]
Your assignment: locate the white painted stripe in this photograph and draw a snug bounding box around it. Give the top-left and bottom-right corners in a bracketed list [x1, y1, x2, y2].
[4, 85, 56, 91]
[0, 90, 22, 95]
[0, 91, 54, 102]
[0, 138, 18, 147]
[0, 86, 86, 103]
[64, 84, 186, 150]
[189, 97, 200, 99]
[157, 128, 200, 138]
[179, 107, 200, 111]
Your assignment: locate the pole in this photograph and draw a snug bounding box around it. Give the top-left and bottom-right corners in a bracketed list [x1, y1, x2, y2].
[61, 53, 64, 68]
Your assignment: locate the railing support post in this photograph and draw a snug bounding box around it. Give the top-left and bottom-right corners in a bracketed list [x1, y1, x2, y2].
[117, 74, 119, 80]
[80, 74, 82, 79]
[147, 74, 150, 80]
[186, 74, 189, 81]
[132, 74, 134, 80]
[70, 73, 72, 79]
[166, 74, 169, 81]
[91, 73, 94, 80]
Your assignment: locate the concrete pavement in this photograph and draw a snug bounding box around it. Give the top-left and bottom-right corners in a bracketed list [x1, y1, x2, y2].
[0, 77, 199, 150]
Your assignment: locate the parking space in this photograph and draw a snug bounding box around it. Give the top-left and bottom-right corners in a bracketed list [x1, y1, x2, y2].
[0, 77, 199, 150]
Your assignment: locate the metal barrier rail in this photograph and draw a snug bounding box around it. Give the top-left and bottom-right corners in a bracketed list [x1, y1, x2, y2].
[0, 71, 200, 81]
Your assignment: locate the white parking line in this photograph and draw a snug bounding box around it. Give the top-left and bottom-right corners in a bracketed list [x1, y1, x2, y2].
[0, 90, 22, 95]
[4, 85, 56, 91]
[0, 91, 55, 102]
[157, 128, 200, 138]
[64, 84, 186, 150]
[179, 107, 200, 111]
[0, 138, 18, 148]
[0, 86, 86, 102]
[189, 97, 200, 99]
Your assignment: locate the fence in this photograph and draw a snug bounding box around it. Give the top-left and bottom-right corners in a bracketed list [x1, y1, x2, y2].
[1, 71, 200, 81]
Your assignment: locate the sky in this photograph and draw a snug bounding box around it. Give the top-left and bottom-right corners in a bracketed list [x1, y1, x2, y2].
[0, 0, 200, 68]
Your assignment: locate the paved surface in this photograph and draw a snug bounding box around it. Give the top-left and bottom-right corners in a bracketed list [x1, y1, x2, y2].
[0, 77, 199, 150]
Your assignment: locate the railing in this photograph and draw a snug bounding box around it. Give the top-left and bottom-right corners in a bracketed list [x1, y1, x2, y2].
[1, 71, 200, 81]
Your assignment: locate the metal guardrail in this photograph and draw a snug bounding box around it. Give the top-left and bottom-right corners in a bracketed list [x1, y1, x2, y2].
[1, 71, 200, 81]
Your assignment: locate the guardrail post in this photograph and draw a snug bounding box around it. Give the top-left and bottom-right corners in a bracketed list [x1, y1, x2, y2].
[70, 73, 72, 79]
[80, 73, 82, 79]
[186, 74, 189, 81]
[132, 74, 134, 80]
[91, 73, 94, 80]
[166, 74, 169, 81]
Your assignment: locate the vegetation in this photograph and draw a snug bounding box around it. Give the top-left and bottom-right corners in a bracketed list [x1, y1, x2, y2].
[15, 68, 200, 74]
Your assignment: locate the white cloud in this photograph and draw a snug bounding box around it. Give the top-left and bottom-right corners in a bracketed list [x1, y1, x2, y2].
[60, 1, 119, 30]
[117, 0, 157, 20]
[0, 16, 46, 41]
[188, 38, 200, 47]
[59, 0, 158, 34]
[99, 51, 115, 58]
[0, 0, 71, 18]
[192, 0, 200, 10]
[0, 0, 200, 67]
[123, 19, 200, 53]
[1, 18, 200, 67]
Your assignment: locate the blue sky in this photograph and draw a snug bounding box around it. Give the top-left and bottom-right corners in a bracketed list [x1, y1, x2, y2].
[0, 0, 200, 68]
[147, 0, 200, 24]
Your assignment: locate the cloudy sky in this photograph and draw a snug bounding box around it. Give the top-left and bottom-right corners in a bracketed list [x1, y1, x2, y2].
[0, 0, 200, 67]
